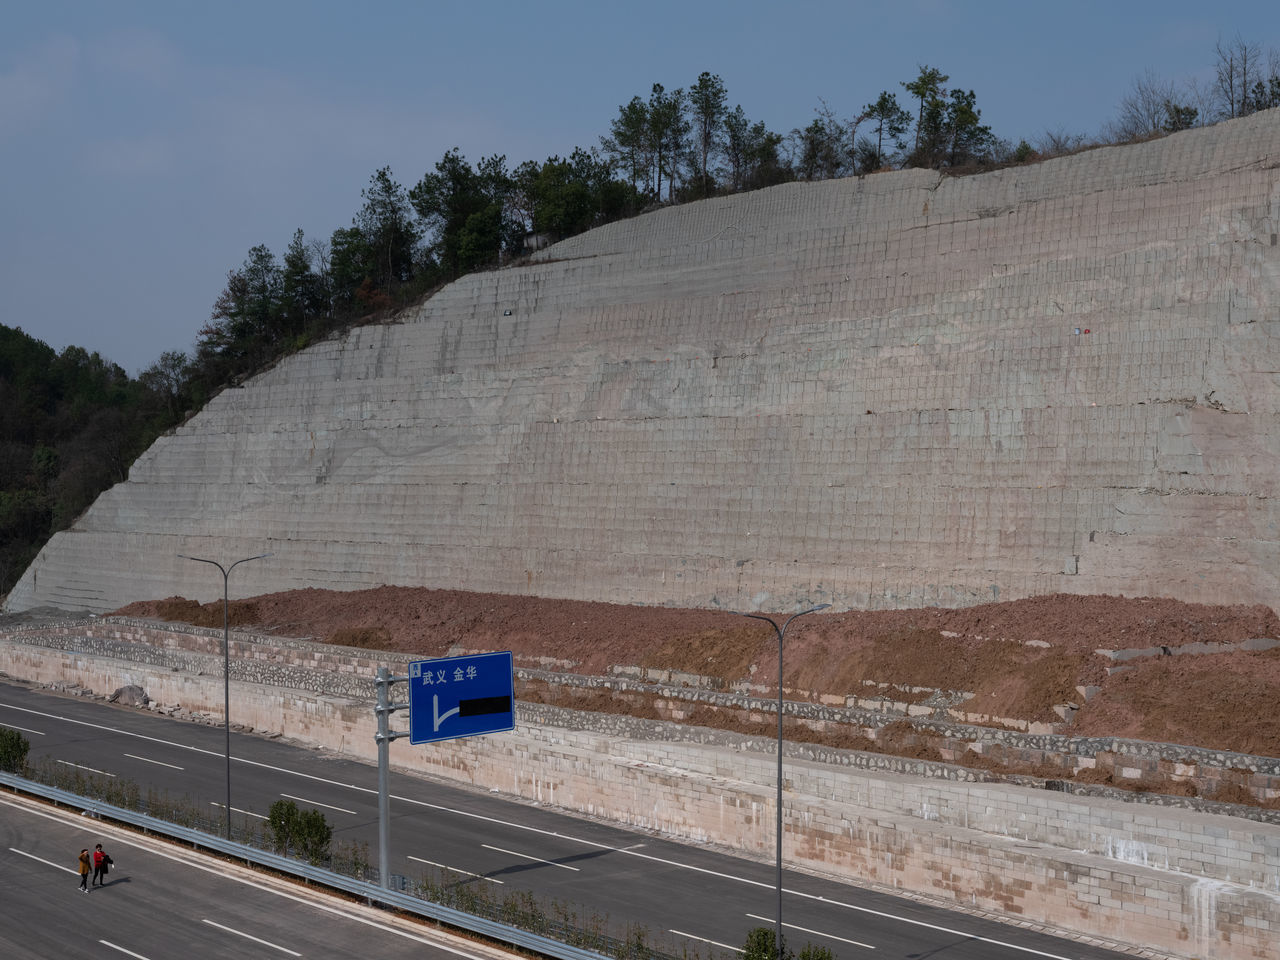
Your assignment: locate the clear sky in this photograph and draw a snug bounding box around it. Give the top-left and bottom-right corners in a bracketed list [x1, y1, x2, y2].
[3, 1, 1276, 375]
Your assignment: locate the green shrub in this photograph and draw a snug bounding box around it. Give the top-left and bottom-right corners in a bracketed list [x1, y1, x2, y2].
[742, 926, 834, 960]
[267, 798, 332, 864]
[743, 927, 786, 960]
[0, 727, 30, 773]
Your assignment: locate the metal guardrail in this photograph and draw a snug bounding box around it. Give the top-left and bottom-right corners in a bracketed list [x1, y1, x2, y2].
[0, 770, 614, 960]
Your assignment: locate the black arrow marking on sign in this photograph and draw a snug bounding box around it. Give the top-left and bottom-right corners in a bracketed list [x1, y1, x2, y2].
[459, 695, 512, 717]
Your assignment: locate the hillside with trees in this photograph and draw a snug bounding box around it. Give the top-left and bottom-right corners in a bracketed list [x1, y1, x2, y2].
[0, 327, 183, 593]
[3, 36, 1277, 601]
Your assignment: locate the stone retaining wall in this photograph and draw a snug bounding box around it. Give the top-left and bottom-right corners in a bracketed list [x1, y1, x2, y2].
[22, 617, 1280, 808]
[565, 664, 1280, 810]
[2, 619, 1278, 958]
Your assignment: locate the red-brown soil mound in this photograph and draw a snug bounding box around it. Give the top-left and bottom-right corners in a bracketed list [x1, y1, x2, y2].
[112, 589, 1280, 759]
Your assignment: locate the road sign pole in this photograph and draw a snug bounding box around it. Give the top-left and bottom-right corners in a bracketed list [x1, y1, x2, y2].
[374, 666, 409, 890]
[383, 652, 512, 889]
[377, 667, 390, 889]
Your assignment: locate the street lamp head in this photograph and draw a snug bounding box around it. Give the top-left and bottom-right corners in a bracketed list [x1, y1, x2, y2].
[177, 551, 273, 572]
[740, 602, 830, 620]
[178, 551, 273, 559]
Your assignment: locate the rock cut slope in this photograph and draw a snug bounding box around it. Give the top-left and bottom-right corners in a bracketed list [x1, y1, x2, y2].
[7, 110, 1280, 614]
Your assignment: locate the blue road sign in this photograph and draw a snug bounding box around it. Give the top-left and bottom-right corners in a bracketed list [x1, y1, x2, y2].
[407, 651, 515, 745]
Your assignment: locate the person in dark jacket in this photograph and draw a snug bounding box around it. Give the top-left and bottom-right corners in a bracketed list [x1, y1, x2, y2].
[91, 843, 112, 886]
[77, 849, 90, 891]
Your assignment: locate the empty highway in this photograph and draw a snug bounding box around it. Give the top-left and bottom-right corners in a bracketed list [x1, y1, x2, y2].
[0, 681, 1141, 960]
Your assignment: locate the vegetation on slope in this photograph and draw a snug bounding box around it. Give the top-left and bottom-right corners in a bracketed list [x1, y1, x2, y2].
[0, 326, 182, 594]
[4, 37, 1278, 599]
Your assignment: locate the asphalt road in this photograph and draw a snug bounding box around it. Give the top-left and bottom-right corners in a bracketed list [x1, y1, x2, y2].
[0, 681, 1142, 960]
[0, 792, 522, 959]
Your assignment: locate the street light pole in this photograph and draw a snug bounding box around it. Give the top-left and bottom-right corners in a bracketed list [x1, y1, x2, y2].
[178, 551, 272, 839]
[743, 603, 830, 960]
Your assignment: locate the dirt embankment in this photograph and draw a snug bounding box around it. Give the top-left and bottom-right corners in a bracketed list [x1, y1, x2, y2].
[112, 588, 1280, 763]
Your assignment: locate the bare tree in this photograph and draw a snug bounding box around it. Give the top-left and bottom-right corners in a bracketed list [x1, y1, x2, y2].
[1107, 69, 1180, 141]
[1181, 76, 1217, 127]
[1035, 127, 1088, 158]
[1214, 34, 1263, 119]
[788, 99, 850, 181]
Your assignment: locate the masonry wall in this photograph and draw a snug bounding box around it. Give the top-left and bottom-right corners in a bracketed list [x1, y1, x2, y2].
[3, 621, 1278, 959]
[7, 112, 1280, 616]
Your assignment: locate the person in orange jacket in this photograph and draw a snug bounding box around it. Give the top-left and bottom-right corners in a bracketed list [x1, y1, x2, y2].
[77, 848, 90, 892]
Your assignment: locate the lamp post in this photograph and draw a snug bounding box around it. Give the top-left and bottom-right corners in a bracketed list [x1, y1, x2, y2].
[178, 551, 272, 839]
[742, 603, 830, 960]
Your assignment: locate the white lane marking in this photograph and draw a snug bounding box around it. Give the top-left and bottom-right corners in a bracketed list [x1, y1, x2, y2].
[408, 854, 504, 884]
[210, 802, 268, 820]
[481, 843, 580, 871]
[280, 793, 356, 815]
[202, 918, 302, 956]
[9, 846, 77, 873]
[0, 720, 44, 735]
[3, 797, 506, 960]
[1, 695, 1082, 958]
[125, 753, 184, 770]
[100, 941, 152, 959]
[0, 701, 372, 787]
[746, 912, 875, 950]
[756, 898, 1080, 960]
[56, 759, 115, 777]
[395, 787, 1081, 959]
[669, 929, 743, 953]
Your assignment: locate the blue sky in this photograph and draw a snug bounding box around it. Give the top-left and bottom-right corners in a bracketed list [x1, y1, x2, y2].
[2, 1, 1275, 375]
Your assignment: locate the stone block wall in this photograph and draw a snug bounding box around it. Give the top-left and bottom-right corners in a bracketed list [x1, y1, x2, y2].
[3, 620, 1278, 958]
[7, 112, 1280, 616]
[549, 663, 1280, 810]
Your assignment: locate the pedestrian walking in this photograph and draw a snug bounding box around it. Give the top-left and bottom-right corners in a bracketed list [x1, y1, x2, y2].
[91, 843, 113, 886]
[77, 848, 90, 892]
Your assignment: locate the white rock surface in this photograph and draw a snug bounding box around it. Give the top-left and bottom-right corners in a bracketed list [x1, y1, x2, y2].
[7, 110, 1280, 614]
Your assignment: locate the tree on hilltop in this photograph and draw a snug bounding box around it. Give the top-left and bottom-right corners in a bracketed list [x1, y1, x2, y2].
[647, 83, 689, 202]
[1214, 34, 1266, 119]
[902, 65, 949, 154]
[723, 105, 787, 191]
[356, 167, 420, 295]
[280, 229, 324, 337]
[411, 149, 517, 278]
[688, 72, 728, 198]
[203, 244, 283, 365]
[863, 90, 912, 170]
[904, 80, 995, 169]
[791, 102, 848, 181]
[1110, 69, 1194, 141]
[513, 148, 637, 243]
[600, 95, 652, 196]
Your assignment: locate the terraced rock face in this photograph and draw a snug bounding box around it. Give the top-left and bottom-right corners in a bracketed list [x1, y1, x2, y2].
[7, 111, 1280, 615]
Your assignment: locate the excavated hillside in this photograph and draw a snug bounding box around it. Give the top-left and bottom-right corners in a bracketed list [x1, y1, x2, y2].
[8, 110, 1280, 617]
[114, 588, 1280, 762]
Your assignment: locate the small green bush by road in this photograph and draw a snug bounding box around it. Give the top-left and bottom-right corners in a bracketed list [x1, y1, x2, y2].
[267, 797, 334, 864]
[742, 926, 835, 960]
[0, 727, 30, 773]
